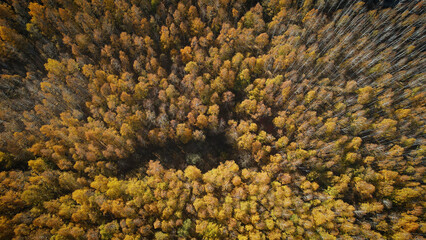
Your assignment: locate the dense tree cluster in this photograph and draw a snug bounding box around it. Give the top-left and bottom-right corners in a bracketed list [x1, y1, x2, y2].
[0, 0, 425, 239]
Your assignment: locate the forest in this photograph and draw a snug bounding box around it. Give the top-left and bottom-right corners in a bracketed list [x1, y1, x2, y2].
[0, 0, 425, 239]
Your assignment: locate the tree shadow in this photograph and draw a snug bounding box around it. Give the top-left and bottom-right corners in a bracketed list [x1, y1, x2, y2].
[118, 132, 237, 175]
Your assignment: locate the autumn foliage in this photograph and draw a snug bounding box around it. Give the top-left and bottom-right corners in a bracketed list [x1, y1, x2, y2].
[0, 0, 425, 239]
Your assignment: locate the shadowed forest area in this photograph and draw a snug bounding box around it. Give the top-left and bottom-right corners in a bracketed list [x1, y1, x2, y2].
[0, 0, 425, 239]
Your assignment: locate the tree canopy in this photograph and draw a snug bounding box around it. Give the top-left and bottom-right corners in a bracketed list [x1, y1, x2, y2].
[0, 0, 424, 239]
